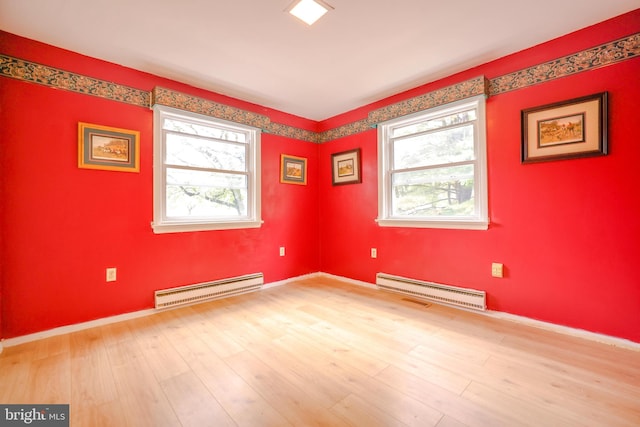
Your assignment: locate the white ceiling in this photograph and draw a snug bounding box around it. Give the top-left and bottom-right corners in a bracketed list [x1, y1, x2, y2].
[1, 1, 638, 121]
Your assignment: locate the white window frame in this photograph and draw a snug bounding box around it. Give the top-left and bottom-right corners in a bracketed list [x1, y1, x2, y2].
[152, 105, 262, 234]
[377, 95, 488, 230]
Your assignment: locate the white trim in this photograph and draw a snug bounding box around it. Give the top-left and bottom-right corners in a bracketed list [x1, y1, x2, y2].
[0, 273, 321, 348]
[262, 272, 322, 289]
[152, 105, 262, 234]
[318, 272, 378, 289]
[321, 273, 640, 351]
[152, 219, 263, 234]
[484, 310, 640, 351]
[2, 272, 638, 352]
[376, 218, 489, 230]
[377, 95, 489, 230]
[1, 308, 157, 348]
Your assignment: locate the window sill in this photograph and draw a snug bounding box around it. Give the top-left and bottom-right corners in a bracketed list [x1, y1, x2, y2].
[376, 218, 489, 230]
[151, 219, 263, 234]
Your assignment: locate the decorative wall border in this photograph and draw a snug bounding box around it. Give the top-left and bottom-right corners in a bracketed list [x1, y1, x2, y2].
[490, 33, 640, 95]
[318, 119, 372, 143]
[315, 76, 488, 143]
[264, 122, 320, 143]
[368, 76, 489, 125]
[0, 54, 150, 108]
[152, 87, 320, 142]
[152, 87, 270, 129]
[2, 32, 638, 143]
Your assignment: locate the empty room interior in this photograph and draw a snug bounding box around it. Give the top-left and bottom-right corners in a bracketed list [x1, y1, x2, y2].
[1, 1, 639, 426]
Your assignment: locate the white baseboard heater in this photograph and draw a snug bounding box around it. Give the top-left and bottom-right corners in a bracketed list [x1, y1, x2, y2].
[154, 273, 263, 309]
[376, 272, 486, 312]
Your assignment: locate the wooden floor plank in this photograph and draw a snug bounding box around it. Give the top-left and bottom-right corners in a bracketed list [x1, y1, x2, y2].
[461, 381, 576, 427]
[105, 338, 180, 427]
[0, 352, 32, 403]
[225, 349, 352, 427]
[187, 347, 293, 426]
[26, 352, 71, 404]
[331, 393, 411, 427]
[71, 399, 126, 427]
[70, 335, 118, 408]
[1, 276, 638, 426]
[160, 371, 236, 427]
[375, 364, 511, 427]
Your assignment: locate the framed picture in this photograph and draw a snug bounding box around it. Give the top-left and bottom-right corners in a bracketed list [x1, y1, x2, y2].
[331, 148, 361, 185]
[521, 92, 607, 163]
[280, 154, 307, 185]
[78, 122, 140, 172]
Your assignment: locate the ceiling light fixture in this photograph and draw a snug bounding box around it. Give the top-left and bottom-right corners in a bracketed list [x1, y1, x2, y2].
[287, 0, 333, 26]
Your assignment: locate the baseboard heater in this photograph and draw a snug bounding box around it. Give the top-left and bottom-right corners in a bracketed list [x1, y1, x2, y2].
[154, 273, 263, 309]
[376, 272, 486, 312]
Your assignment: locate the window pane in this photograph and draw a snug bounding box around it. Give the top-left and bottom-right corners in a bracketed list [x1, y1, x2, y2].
[166, 168, 247, 218]
[393, 124, 474, 169]
[392, 109, 476, 138]
[163, 118, 246, 142]
[391, 165, 475, 217]
[166, 133, 246, 171]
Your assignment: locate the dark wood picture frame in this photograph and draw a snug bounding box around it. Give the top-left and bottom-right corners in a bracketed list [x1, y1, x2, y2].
[521, 92, 607, 163]
[331, 148, 362, 185]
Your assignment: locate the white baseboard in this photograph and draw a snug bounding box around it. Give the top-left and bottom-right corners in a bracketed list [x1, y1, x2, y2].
[1, 308, 157, 349]
[0, 272, 321, 349]
[484, 310, 640, 351]
[2, 272, 638, 352]
[318, 272, 378, 289]
[323, 272, 640, 351]
[262, 272, 322, 289]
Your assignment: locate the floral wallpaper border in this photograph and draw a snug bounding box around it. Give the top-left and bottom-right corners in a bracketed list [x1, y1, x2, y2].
[0, 54, 150, 107]
[152, 87, 270, 129]
[368, 76, 489, 125]
[489, 33, 640, 96]
[2, 32, 638, 143]
[152, 87, 320, 142]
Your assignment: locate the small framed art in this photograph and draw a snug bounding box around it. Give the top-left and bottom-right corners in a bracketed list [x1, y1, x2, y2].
[331, 148, 361, 185]
[521, 92, 607, 163]
[280, 154, 307, 185]
[78, 122, 140, 172]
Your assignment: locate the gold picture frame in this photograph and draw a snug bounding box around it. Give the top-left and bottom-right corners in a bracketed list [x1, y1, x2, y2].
[280, 154, 307, 185]
[521, 92, 607, 163]
[78, 122, 140, 172]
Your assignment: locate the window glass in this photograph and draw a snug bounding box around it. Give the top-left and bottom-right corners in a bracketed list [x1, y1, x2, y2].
[393, 124, 475, 169]
[165, 133, 246, 171]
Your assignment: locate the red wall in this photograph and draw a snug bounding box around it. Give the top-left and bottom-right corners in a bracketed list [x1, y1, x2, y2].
[2, 9, 640, 343]
[318, 10, 640, 342]
[0, 33, 320, 339]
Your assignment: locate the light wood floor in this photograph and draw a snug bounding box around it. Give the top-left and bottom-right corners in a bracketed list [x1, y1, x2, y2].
[1, 277, 639, 426]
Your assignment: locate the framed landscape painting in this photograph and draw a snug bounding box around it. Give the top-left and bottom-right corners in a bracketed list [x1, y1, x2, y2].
[521, 92, 607, 163]
[78, 122, 140, 172]
[331, 148, 361, 185]
[280, 154, 307, 185]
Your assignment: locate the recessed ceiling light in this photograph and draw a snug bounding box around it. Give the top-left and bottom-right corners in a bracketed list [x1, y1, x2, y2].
[287, 0, 333, 26]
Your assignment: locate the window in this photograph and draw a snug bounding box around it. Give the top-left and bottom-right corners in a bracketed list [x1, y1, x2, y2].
[152, 105, 262, 233]
[377, 95, 488, 230]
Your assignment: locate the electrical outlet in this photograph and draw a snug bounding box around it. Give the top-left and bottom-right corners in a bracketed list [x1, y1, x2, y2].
[106, 267, 117, 282]
[279, 247, 285, 257]
[371, 248, 377, 258]
[491, 263, 503, 278]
